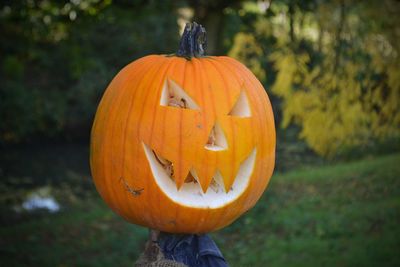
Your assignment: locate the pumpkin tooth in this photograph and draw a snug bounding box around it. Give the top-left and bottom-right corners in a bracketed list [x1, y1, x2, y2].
[209, 171, 225, 193]
[173, 161, 192, 190]
[184, 170, 197, 183]
[146, 145, 194, 190]
[226, 148, 257, 192]
[187, 168, 204, 196]
[192, 166, 215, 193]
[218, 164, 239, 193]
[152, 150, 174, 181]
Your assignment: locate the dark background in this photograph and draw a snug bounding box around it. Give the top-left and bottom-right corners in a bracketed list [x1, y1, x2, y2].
[1, 0, 399, 266]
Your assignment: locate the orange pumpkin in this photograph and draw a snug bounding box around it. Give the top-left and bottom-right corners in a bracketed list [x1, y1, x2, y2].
[90, 23, 275, 233]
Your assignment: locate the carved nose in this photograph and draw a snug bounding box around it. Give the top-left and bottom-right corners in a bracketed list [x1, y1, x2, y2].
[204, 122, 228, 151]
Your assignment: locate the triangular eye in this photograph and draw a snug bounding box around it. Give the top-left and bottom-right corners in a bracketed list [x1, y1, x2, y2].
[228, 90, 251, 117]
[160, 79, 200, 110]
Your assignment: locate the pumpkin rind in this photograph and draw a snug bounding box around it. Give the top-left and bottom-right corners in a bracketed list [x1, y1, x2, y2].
[90, 55, 275, 233]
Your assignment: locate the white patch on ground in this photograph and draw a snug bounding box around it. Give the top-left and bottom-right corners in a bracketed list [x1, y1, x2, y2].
[14, 186, 60, 213]
[22, 196, 60, 212]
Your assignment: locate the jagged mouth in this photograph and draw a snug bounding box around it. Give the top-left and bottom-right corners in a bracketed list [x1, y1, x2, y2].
[143, 143, 256, 208]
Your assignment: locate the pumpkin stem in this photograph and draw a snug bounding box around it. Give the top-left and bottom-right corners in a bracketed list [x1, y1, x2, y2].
[176, 22, 207, 58]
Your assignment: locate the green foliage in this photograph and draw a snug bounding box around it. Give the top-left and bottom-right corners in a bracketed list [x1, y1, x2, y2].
[216, 153, 400, 267]
[2, 0, 399, 158]
[1, 153, 399, 266]
[0, 81, 67, 142]
[0, 0, 179, 143]
[0, 200, 148, 266]
[229, 0, 400, 157]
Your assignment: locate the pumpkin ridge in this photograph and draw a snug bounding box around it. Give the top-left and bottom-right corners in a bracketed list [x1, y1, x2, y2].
[189, 58, 215, 192]
[173, 58, 189, 189]
[140, 57, 180, 223]
[213, 57, 260, 213]
[218, 57, 275, 208]
[97, 57, 157, 222]
[119, 57, 170, 223]
[204, 58, 239, 191]
[194, 59, 219, 190]
[121, 57, 170, 178]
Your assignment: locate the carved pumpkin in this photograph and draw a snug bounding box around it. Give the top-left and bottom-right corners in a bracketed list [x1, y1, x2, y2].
[90, 23, 275, 233]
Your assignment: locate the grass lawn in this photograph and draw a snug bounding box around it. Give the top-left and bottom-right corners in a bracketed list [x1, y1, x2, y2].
[1, 153, 399, 267]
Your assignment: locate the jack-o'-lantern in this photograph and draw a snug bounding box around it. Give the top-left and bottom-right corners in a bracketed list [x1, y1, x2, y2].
[90, 23, 275, 233]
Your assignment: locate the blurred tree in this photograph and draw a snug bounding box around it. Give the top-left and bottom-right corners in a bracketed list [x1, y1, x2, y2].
[229, 32, 266, 81]
[229, 0, 400, 157]
[186, 0, 243, 55]
[1, 0, 399, 159]
[0, 0, 179, 143]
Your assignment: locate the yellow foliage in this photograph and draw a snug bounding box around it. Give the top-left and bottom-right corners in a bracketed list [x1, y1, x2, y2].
[270, 47, 400, 157]
[228, 33, 266, 82]
[228, 1, 400, 157]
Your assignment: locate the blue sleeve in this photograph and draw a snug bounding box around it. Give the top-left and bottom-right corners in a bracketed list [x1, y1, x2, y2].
[159, 233, 229, 267]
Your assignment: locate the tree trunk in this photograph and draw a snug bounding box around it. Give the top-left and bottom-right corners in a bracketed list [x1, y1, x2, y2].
[318, 23, 324, 53]
[334, 0, 345, 71]
[188, 0, 243, 55]
[288, 2, 295, 43]
[192, 7, 224, 55]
